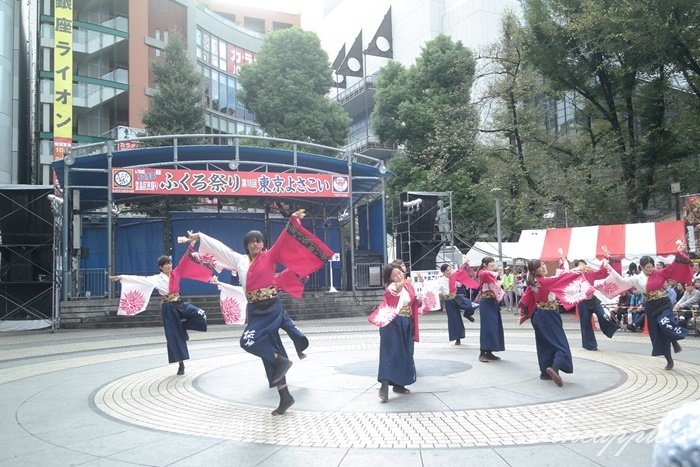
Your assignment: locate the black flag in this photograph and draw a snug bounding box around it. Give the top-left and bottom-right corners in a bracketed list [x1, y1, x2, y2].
[365, 8, 392, 58]
[331, 44, 347, 88]
[337, 31, 363, 77]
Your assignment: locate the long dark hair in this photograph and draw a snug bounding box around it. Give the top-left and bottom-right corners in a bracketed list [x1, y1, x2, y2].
[477, 256, 495, 275]
[526, 259, 541, 287]
[383, 264, 401, 285]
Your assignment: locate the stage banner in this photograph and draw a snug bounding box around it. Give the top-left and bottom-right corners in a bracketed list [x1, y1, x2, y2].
[53, 0, 73, 160]
[111, 168, 351, 198]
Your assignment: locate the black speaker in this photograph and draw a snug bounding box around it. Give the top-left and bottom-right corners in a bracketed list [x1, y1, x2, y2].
[10, 261, 33, 282]
[400, 192, 439, 242]
[410, 241, 440, 271]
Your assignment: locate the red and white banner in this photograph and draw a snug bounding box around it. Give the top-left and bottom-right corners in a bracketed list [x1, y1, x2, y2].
[111, 168, 350, 198]
[517, 221, 686, 261]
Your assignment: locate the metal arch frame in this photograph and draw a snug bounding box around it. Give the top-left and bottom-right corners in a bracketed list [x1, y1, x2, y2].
[58, 134, 388, 313]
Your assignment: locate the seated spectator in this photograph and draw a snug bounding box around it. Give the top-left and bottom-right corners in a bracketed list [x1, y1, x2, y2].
[673, 280, 700, 328]
[666, 280, 678, 305]
[626, 288, 646, 332]
[615, 290, 631, 324]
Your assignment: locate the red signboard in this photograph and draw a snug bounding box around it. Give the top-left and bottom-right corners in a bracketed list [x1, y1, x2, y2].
[226, 44, 255, 75]
[111, 168, 350, 198]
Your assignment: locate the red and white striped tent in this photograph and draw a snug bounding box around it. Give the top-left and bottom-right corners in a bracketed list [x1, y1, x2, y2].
[516, 220, 686, 261]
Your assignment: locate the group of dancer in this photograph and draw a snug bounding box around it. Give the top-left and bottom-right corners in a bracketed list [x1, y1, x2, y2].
[372, 241, 692, 397]
[113, 209, 332, 415]
[112, 211, 694, 412]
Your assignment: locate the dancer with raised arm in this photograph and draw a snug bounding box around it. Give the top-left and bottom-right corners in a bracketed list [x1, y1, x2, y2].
[438, 262, 479, 345]
[187, 209, 333, 415]
[111, 244, 214, 376]
[518, 259, 599, 386]
[604, 241, 692, 370]
[572, 248, 621, 351]
[369, 260, 423, 402]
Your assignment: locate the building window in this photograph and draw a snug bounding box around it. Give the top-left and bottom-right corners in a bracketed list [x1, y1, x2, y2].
[155, 29, 161, 56]
[243, 17, 265, 34]
[273, 22, 292, 31]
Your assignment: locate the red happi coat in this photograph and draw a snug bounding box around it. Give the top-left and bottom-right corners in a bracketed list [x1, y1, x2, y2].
[450, 264, 479, 293]
[519, 270, 595, 324]
[368, 278, 423, 342]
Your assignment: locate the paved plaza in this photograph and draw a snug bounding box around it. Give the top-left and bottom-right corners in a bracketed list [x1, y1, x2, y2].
[1, 310, 699, 466]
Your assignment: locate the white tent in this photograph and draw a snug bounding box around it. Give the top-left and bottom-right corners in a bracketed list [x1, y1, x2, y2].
[464, 241, 523, 266]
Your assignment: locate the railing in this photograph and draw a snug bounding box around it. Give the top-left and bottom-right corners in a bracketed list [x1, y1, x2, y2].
[68, 268, 108, 299]
[69, 133, 386, 170]
[355, 263, 384, 289]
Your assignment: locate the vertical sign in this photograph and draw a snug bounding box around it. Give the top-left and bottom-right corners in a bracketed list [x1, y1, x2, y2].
[53, 0, 73, 160]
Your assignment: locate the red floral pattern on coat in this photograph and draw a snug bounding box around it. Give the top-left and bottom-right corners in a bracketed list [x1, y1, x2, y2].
[119, 290, 147, 316]
[220, 297, 244, 325]
[421, 290, 439, 314]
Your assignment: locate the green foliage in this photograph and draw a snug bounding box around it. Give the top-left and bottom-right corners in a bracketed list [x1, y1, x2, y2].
[520, 0, 700, 221]
[237, 28, 350, 147]
[142, 33, 206, 142]
[373, 35, 484, 244]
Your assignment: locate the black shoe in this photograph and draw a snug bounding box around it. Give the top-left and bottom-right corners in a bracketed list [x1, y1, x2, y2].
[486, 352, 501, 361]
[271, 386, 295, 415]
[478, 354, 489, 363]
[455, 339, 461, 346]
[392, 385, 411, 394]
[271, 355, 293, 384]
[664, 362, 674, 371]
[545, 367, 563, 387]
[465, 314, 475, 322]
[177, 364, 185, 376]
[297, 352, 307, 360]
[672, 341, 682, 354]
[584, 346, 598, 351]
[539, 373, 551, 380]
[378, 381, 389, 402]
[626, 324, 636, 332]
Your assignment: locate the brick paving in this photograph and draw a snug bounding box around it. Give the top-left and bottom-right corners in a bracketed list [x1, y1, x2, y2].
[1, 312, 698, 466]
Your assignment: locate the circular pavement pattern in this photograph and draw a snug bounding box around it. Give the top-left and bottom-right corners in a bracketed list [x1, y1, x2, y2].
[94, 342, 700, 449]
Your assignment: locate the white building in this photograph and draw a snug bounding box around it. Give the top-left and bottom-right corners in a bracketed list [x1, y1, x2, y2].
[301, 0, 520, 156]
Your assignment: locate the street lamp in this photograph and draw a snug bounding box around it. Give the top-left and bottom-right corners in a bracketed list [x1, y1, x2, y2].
[490, 187, 503, 265]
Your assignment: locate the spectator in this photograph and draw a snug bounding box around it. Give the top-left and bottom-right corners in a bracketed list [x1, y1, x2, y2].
[693, 262, 700, 282]
[502, 266, 515, 311]
[615, 290, 631, 324]
[666, 281, 678, 305]
[626, 288, 646, 332]
[674, 279, 700, 328]
[626, 262, 639, 277]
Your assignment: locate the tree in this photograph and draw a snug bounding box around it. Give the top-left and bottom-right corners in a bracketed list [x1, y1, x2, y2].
[474, 11, 630, 234]
[237, 28, 350, 147]
[373, 35, 486, 243]
[142, 33, 205, 139]
[521, 0, 698, 221]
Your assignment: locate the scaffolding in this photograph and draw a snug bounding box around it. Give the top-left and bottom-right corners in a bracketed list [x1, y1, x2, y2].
[0, 185, 57, 331]
[392, 191, 459, 270]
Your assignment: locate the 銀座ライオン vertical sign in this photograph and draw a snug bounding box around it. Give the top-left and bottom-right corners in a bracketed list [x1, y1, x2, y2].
[53, 0, 73, 160]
